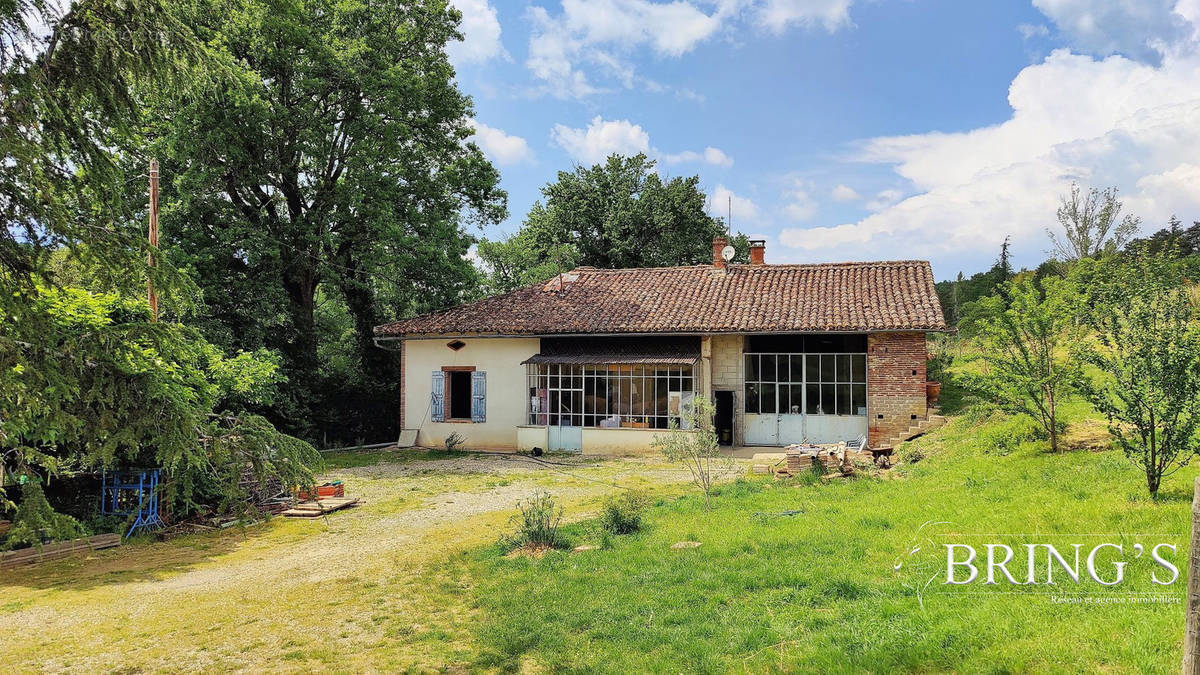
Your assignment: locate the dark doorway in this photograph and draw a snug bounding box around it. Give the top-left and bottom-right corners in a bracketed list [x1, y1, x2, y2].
[715, 390, 734, 446]
[448, 370, 472, 420]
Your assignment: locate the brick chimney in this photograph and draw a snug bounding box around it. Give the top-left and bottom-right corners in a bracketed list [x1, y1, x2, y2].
[712, 236, 727, 270]
[749, 239, 766, 265]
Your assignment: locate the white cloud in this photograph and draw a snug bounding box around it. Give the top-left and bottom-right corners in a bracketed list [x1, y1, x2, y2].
[526, 0, 719, 97]
[664, 146, 734, 167]
[550, 116, 651, 164]
[1017, 23, 1051, 40]
[469, 119, 531, 165]
[782, 178, 818, 221]
[707, 184, 761, 224]
[756, 0, 853, 34]
[447, 0, 507, 65]
[1031, 0, 1197, 61]
[525, 0, 859, 97]
[1127, 163, 1200, 223]
[552, 117, 733, 168]
[864, 188, 902, 212]
[779, 42, 1200, 272]
[830, 184, 861, 201]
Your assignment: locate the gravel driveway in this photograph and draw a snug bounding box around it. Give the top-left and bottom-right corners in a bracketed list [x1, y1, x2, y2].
[0, 451, 707, 673]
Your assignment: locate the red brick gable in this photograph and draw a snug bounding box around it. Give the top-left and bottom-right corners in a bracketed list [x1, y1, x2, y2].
[375, 261, 947, 337]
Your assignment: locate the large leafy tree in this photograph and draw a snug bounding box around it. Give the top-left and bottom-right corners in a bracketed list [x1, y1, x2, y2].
[1, 0, 322, 529]
[1, 0, 201, 293]
[147, 0, 506, 439]
[478, 153, 749, 294]
[1072, 254, 1200, 495]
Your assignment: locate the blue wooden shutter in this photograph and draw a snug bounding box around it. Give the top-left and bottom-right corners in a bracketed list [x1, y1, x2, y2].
[431, 371, 445, 422]
[471, 371, 487, 422]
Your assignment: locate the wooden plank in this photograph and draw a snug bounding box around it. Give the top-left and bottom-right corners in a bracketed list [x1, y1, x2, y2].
[0, 533, 122, 569]
[282, 497, 361, 518]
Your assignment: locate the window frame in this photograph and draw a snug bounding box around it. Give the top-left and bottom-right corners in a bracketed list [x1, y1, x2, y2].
[527, 363, 696, 429]
[441, 365, 477, 423]
[743, 350, 867, 417]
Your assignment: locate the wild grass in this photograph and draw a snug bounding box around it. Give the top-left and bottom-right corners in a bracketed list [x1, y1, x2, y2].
[466, 398, 1194, 673]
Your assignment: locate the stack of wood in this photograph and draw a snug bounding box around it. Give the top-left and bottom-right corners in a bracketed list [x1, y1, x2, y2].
[239, 465, 288, 510]
[281, 496, 361, 518]
[784, 445, 839, 474]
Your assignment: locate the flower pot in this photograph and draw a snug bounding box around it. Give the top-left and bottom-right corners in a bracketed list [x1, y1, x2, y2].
[926, 381, 941, 404]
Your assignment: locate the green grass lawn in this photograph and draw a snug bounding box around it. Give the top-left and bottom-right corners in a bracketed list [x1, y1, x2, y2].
[464, 400, 1195, 673]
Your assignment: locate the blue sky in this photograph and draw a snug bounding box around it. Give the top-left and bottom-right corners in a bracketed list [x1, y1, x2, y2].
[449, 0, 1200, 280]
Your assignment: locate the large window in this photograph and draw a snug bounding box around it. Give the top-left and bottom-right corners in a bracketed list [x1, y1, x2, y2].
[527, 364, 695, 429]
[744, 352, 866, 416]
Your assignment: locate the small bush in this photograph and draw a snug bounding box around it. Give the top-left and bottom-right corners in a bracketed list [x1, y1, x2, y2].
[598, 491, 649, 535]
[501, 491, 569, 551]
[2, 479, 85, 551]
[444, 432, 466, 452]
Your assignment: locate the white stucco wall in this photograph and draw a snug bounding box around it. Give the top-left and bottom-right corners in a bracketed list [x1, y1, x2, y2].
[403, 337, 539, 451]
[580, 427, 693, 455]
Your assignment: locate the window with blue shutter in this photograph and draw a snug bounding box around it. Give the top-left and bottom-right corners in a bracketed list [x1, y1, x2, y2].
[431, 371, 445, 422]
[471, 371, 487, 422]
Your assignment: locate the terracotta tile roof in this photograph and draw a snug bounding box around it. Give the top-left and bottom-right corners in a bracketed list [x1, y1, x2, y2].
[374, 261, 947, 337]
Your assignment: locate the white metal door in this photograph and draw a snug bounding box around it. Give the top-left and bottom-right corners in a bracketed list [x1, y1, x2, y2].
[743, 413, 778, 445]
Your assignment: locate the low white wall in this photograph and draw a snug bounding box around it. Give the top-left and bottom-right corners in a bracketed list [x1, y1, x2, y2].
[516, 425, 547, 452]
[580, 427, 693, 456]
[404, 337, 539, 451]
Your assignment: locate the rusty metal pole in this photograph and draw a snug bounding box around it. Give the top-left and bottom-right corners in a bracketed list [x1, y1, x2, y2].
[1183, 476, 1200, 674]
[148, 158, 159, 322]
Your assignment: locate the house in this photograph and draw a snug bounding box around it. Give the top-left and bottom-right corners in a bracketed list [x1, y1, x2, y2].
[373, 238, 948, 455]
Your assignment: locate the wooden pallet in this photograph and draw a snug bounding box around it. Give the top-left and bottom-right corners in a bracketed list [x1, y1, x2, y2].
[281, 496, 361, 518]
[0, 533, 121, 569]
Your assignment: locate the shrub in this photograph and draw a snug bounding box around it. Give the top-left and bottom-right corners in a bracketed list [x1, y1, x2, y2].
[501, 491, 569, 551]
[444, 432, 465, 452]
[2, 479, 85, 551]
[598, 491, 649, 535]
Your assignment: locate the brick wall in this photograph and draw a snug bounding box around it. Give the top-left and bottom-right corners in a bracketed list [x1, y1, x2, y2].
[867, 332, 928, 447]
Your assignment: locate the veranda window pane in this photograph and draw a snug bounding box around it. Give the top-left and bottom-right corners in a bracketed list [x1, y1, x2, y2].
[821, 384, 835, 414]
[852, 384, 867, 415]
[790, 356, 804, 382]
[852, 354, 866, 382]
[837, 384, 851, 415]
[806, 355, 819, 383]
[820, 355, 835, 382]
[778, 355, 791, 382]
[837, 355, 851, 382]
[744, 383, 759, 413]
[746, 354, 759, 381]
[760, 384, 777, 414]
[790, 385, 804, 414]
[761, 355, 776, 383]
[805, 384, 820, 414]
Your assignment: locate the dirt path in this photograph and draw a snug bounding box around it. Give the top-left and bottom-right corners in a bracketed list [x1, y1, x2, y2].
[0, 452, 703, 673]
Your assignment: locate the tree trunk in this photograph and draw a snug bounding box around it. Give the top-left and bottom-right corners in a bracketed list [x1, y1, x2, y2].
[336, 253, 398, 379]
[1184, 476, 1200, 674]
[279, 259, 320, 439]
